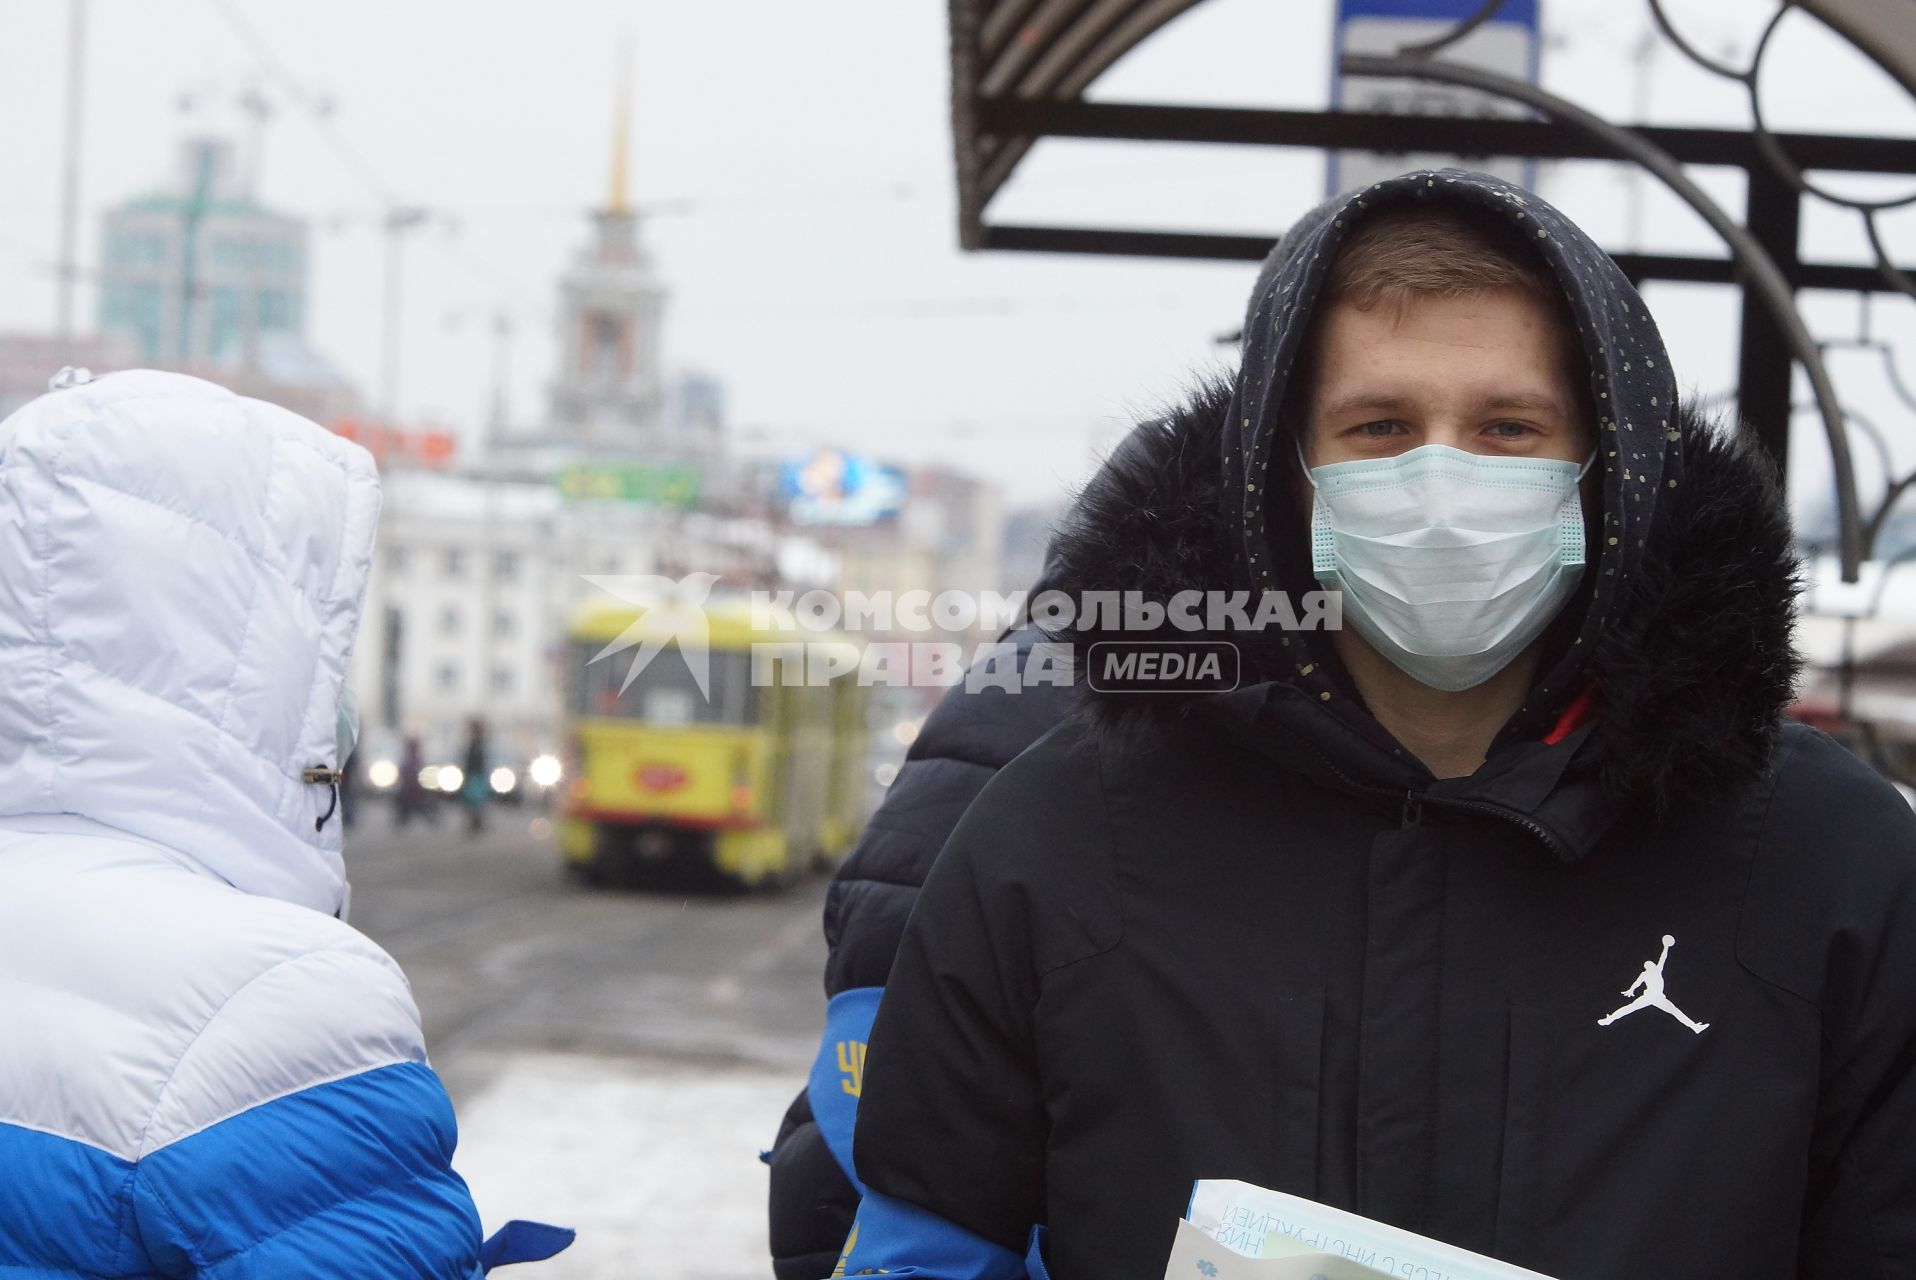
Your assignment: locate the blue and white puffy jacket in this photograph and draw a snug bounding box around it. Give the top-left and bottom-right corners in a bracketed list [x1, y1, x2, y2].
[0, 371, 564, 1278]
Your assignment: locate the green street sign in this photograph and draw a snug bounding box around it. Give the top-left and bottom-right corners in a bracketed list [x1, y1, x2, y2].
[557, 464, 701, 508]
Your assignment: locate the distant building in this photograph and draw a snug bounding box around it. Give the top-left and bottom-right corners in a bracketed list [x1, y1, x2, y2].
[668, 370, 726, 456]
[545, 198, 669, 450]
[781, 459, 1007, 650]
[999, 503, 1061, 595]
[345, 468, 786, 758]
[98, 138, 303, 367]
[347, 76, 765, 747]
[492, 78, 724, 473]
[536, 81, 705, 462]
[92, 136, 360, 423]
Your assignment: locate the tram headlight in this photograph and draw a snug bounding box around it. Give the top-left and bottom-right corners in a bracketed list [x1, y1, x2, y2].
[490, 766, 518, 795]
[529, 753, 563, 788]
[367, 759, 399, 789]
[436, 764, 465, 794]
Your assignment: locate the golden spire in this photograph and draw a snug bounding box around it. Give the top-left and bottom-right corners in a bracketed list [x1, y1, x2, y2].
[607, 38, 633, 216]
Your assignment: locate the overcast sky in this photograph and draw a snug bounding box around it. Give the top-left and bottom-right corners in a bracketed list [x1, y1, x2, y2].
[2, 0, 1913, 511]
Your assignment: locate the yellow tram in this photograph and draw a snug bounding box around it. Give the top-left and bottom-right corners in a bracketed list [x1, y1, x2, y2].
[558, 596, 869, 888]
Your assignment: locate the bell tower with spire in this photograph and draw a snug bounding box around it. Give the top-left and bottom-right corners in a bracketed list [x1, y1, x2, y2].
[548, 42, 669, 451]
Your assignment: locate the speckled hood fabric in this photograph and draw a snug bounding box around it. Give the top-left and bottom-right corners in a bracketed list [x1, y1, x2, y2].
[1228, 167, 1682, 745]
[1049, 168, 1802, 840]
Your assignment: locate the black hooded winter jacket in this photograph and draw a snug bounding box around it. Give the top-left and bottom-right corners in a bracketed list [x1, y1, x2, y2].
[842, 170, 1916, 1279]
[768, 193, 1352, 1280]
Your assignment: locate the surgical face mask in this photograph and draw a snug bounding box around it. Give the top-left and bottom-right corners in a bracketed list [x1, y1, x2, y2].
[1300, 441, 1594, 693]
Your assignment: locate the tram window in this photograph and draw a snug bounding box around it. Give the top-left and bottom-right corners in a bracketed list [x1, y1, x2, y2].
[573, 642, 760, 725]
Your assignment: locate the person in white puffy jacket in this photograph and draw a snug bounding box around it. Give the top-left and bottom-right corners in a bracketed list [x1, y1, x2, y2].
[0, 370, 569, 1278]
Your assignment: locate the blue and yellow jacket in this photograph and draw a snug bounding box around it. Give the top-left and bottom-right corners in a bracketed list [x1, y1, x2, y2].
[0, 371, 567, 1277]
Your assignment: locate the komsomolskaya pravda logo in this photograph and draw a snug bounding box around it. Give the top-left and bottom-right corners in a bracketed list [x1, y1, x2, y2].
[1597, 934, 1709, 1035]
[582, 572, 721, 698]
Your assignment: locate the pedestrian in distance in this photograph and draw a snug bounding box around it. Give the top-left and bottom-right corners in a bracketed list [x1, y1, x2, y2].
[462, 716, 491, 836]
[0, 369, 571, 1277]
[835, 169, 1916, 1280]
[397, 733, 436, 828]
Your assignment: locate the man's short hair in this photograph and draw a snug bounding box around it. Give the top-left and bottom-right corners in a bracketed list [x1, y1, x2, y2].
[1321, 204, 1562, 311]
[1291, 203, 1591, 437]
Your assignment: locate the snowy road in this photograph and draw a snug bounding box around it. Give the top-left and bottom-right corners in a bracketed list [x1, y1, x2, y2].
[342, 801, 831, 1278]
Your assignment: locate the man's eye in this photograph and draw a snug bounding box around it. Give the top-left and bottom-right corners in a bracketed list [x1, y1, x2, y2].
[1353, 420, 1403, 438]
[1487, 420, 1536, 438]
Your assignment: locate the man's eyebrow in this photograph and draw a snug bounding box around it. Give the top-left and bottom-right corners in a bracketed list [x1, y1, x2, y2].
[1479, 391, 1568, 415]
[1318, 390, 1569, 417]
[1318, 392, 1416, 418]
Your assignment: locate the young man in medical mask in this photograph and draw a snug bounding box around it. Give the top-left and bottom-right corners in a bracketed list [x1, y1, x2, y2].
[835, 170, 1916, 1279]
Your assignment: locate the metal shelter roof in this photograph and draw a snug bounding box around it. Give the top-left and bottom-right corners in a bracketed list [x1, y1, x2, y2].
[945, 0, 1916, 579]
[949, 0, 1205, 250]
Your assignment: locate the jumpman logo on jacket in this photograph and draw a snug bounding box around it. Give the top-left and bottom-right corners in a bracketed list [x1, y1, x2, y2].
[1597, 934, 1709, 1034]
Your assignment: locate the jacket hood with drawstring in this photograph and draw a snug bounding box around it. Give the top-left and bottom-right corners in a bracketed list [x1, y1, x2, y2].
[0, 368, 375, 914]
[0, 371, 565, 1276]
[847, 171, 1916, 1280]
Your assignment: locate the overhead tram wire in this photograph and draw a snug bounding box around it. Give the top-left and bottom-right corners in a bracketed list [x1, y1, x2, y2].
[202, 0, 394, 206]
[202, 0, 541, 321]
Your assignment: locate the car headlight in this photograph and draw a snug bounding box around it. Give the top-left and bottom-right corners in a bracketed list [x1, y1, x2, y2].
[490, 766, 517, 795]
[436, 765, 465, 794]
[529, 753, 563, 788]
[367, 759, 399, 789]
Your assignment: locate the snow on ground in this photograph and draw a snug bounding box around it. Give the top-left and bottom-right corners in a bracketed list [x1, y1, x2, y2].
[452, 1051, 801, 1280]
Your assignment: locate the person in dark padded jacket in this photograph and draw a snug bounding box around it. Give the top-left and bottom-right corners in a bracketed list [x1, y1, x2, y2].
[766, 196, 1344, 1280]
[767, 504, 1083, 1280]
[838, 168, 1916, 1280]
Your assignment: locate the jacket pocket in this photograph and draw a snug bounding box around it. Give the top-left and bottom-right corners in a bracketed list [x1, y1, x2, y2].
[1494, 1001, 1557, 1260]
[1270, 988, 1328, 1196]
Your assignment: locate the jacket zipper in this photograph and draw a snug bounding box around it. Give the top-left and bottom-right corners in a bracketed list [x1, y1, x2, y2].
[1307, 745, 1570, 859]
[1422, 794, 1571, 860]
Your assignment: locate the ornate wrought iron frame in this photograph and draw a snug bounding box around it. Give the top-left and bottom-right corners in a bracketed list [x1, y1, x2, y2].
[949, 0, 1916, 580]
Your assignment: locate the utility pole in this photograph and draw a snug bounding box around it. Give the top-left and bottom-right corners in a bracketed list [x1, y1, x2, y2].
[488, 310, 514, 445]
[176, 141, 217, 365]
[379, 205, 428, 422]
[237, 85, 273, 198]
[55, 0, 88, 340]
[373, 204, 428, 743]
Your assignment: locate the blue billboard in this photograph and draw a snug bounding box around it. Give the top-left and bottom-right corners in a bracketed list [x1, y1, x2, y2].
[779, 449, 908, 526]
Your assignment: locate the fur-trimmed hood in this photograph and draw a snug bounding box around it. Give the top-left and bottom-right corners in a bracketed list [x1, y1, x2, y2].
[1049, 380, 1800, 837]
[1044, 171, 1803, 855]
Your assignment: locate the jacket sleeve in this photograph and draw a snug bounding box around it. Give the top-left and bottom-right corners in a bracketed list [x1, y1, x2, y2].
[124, 948, 489, 1279]
[1745, 729, 1916, 1277]
[847, 724, 1116, 1276]
[768, 629, 1074, 1280]
[832, 1192, 1042, 1280]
